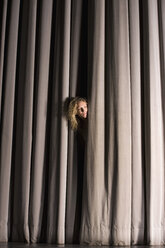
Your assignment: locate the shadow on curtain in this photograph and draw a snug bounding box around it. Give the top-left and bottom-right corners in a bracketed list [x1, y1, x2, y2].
[0, 0, 165, 246]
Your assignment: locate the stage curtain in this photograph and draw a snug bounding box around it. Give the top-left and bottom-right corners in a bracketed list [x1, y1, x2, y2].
[0, 0, 165, 245]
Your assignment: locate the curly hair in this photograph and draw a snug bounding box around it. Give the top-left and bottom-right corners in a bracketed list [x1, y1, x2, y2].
[67, 97, 87, 131]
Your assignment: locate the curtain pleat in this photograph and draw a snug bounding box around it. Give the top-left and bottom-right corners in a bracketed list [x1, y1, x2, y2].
[28, 0, 53, 243]
[0, 0, 165, 245]
[0, 0, 8, 117]
[45, 0, 70, 244]
[128, 0, 144, 244]
[102, 0, 132, 245]
[11, 0, 37, 243]
[143, 0, 164, 244]
[80, 0, 106, 245]
[65, 0, 84, 243]
[0, 0, 20, 241]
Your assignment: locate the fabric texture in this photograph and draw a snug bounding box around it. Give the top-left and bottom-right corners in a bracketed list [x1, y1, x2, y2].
[0, 0, 165, 245]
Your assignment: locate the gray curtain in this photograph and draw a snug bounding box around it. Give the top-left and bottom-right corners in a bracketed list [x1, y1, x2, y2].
[0, 0, 165, 245]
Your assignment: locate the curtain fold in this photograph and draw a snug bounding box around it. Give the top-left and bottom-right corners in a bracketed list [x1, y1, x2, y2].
[29, 0, 53, 243]
[128, 0, 144, 244]
[0, 0, 165, 245]
[80, 0, 106, 244]
[11, 0, 37, 242]
[142, 0, 164, 244]
[104, 0, 132, 245]
[0, 0, 20, 241]
[0, 0, 8, 115]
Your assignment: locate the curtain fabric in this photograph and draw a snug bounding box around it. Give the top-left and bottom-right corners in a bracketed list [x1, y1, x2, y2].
[0, 0, 165, 245]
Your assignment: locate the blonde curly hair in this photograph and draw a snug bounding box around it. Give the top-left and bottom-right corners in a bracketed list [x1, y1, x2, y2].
[67, 97, 87, 131]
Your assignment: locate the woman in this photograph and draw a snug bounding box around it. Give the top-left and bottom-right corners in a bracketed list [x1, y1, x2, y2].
[67, 97, 88, 243]
[67, 97, 88, 142]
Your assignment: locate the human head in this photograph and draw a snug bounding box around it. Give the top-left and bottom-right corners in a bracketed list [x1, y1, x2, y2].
[77, 100, 88, 119]
[68, 97, 88, 130]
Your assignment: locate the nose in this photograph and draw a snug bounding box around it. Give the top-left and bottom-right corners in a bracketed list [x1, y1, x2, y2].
[81, 107, 84, 112]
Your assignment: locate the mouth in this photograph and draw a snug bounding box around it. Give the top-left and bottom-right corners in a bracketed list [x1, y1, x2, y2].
[82, 113, 87, 118]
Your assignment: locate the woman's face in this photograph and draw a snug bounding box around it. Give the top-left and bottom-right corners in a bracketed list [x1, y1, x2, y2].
[77, 100, 88, 119]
